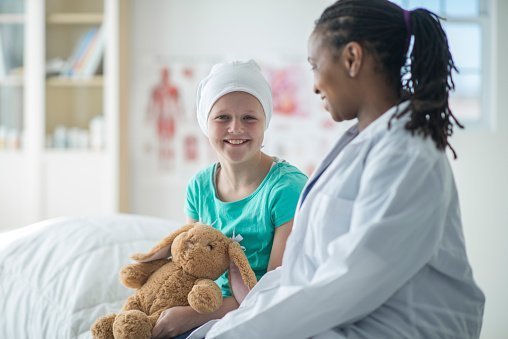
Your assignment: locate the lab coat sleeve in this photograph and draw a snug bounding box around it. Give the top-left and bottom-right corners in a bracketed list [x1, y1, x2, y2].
[206, 147, 451, 339]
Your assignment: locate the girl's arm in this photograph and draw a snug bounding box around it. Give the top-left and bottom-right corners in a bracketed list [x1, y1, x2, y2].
[267, 220, 293, 271]
[152, 296, 239, 339]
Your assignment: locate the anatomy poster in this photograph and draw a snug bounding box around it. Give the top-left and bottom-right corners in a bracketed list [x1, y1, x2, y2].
[141, 61, 216, 175]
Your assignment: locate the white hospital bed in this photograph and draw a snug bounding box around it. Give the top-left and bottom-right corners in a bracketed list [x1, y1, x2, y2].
[0, 214, 181, 338]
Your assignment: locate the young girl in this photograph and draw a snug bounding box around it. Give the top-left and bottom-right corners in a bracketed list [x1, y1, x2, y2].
[152, 60, 307, 338]
[204, 1, 485, 338]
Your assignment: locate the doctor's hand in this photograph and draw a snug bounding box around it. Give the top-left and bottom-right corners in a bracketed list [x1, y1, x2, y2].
[152, 306, 194, 339]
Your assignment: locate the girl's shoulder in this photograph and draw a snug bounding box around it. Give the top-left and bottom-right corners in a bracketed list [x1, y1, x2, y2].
[188, 163, 217, 187]
[273, 158, 307, 174]
[269, 158, 308, 187]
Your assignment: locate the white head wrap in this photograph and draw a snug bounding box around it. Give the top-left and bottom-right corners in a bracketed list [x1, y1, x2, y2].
[196, 59, 272, 136]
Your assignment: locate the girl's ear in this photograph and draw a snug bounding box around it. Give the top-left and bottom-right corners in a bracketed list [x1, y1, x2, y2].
[228, 241, 257, 290]
[342, 41, 363, 78]
[131, 223, 195, 262]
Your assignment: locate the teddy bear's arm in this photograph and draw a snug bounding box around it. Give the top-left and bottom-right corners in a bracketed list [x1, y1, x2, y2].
[188, 279, 223, 314]
[120, 258, 169, 289]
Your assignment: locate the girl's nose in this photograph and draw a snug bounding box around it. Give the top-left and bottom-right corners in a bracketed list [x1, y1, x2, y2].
[228, 119, 244, 134]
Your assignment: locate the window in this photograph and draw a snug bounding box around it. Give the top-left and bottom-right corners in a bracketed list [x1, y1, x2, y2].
[391, 0, 494, 130]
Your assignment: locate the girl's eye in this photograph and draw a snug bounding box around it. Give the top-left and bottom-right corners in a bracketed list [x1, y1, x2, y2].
[244, 116, 256, 121]
[215, 115, 230, 120]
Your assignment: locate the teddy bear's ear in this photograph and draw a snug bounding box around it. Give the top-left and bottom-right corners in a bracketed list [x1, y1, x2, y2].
[131, 224, 195, 262]
[228, 241, 257, 290]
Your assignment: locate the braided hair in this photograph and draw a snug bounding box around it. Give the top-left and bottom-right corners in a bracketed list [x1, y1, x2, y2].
[315, 0, 463, 158]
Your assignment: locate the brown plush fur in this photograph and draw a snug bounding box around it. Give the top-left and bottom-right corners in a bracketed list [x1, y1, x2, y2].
[91, 223, 257, 339]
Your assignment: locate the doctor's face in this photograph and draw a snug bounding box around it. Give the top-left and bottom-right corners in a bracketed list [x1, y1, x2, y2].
[207, 91, 266, 165]
[308, 30, 358, 122]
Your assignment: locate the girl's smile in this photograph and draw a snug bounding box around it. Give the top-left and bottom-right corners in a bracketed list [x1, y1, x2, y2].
[224, 138, 249, 145]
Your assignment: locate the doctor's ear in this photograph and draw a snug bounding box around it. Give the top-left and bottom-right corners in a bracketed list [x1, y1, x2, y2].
[341, 42, 363, 78]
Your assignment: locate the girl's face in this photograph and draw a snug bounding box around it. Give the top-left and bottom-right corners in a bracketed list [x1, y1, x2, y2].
[307, 30, 358, 122]
[207, 91, 266, 165]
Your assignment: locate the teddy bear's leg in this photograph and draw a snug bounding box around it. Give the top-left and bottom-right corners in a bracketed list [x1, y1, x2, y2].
[188, 279, 223, 314]
[90, 313, 116, 339]
[112, 310, 152, 339]
[122, 294, 145, 313]
[120, 259, 169, 289]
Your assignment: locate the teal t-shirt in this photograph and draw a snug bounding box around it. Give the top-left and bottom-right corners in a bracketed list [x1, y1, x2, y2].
[185, 158, 307, 297]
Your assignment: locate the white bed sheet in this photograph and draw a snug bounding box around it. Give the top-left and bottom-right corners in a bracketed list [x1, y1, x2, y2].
[0, 214, 180, 339]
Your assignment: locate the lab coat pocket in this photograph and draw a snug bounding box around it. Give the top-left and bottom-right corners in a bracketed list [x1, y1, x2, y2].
[309, 193, 354, 262]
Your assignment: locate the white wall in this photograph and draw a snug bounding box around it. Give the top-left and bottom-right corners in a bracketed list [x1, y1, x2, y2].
[129, 1, 508, 337]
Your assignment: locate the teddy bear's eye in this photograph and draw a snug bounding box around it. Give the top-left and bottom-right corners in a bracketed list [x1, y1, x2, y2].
[207, 243, 214, 251]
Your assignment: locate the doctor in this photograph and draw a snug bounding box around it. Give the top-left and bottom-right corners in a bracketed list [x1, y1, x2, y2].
[203, 0, 485, 338]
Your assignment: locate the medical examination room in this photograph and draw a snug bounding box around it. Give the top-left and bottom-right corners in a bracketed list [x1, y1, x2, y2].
[0, 0, 506, 338]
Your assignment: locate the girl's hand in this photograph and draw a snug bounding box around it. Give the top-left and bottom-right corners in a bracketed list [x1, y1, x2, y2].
[152, 306, 194, 339]
[228, 262, 250, 304]
[151, 297, 239, 338]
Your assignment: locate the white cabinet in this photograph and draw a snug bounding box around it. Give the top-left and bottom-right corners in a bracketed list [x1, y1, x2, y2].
[0, 0, 125, 230]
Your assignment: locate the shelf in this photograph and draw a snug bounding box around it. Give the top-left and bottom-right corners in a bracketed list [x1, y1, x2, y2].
[0, 0, 123, 230]
[44, 148, 105, 155]
[46, 13, 103, 25]
[0, 76, 24, 86]
[46, 76, 103, 87]
[0, 14, 25, 24]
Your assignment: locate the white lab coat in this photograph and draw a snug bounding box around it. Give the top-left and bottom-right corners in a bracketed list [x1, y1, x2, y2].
[204, 102, 485, 339]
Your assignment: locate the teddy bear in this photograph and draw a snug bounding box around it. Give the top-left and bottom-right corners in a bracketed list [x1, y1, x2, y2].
[91, 222, 257, 339]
